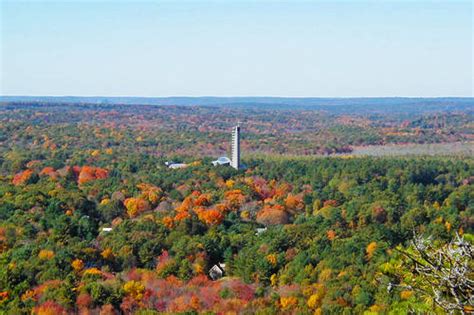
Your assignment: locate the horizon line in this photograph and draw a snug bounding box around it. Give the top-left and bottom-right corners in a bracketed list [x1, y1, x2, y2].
[1, 95, 473, 99]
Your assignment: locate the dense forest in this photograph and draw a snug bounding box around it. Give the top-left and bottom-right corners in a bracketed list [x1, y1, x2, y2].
[0, 102, 473, 314]
[1, 102, 473, 156]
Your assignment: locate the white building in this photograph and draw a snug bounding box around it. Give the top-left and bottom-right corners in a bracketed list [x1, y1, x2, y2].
[168, 163, 187, 169]
[212, 156, 231, 166]
[165, 161, 188, 169]
[255, 227, 267, 235]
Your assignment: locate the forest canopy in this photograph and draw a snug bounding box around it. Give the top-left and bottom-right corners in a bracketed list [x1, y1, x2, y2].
[0, 102, 472, 314]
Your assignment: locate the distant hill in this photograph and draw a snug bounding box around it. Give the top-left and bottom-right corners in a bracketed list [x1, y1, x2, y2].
[1, 96, 473, 113]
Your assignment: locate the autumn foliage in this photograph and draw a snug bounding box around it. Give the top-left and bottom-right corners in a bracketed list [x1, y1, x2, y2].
[77, 166, 108, 185]
[284, 193, 304, 212]
[366, 242, 377, 260]
[197, 208, 224, 226]
[39, 167, 58, 180]
[256, 204, 289, 226]
[117, 271, 256, 313]
[137, 183, 163, 206]
[224, 189, 246, 209]
[1, 103, 473, 314]
[71, 259, 84, 272]
[124, 197, 150, 218]
[38, 249, 55, 260]
[327, 229, 336, 241]
[33, 300, 67, 315]
[12, 169, 34, 186]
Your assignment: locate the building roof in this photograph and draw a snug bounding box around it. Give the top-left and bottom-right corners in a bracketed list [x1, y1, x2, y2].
[212, 156, 231, 166]
[209, 264, 225, 280]
[255, 227, 267, 235]
[168, 163, 188, 169]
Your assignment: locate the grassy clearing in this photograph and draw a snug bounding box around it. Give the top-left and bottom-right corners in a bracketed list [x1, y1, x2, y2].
[350, 141, 473, 157]
[244, 142, 473, 161]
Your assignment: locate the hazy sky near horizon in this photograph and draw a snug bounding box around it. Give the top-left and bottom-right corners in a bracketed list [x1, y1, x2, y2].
[1, 1, 472, 97]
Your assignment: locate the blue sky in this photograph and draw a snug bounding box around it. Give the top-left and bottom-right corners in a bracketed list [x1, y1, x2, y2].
[1, 0, 472, 97]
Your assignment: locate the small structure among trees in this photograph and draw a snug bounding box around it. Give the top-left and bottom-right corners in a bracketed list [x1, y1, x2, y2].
[209, 263, 226, 280]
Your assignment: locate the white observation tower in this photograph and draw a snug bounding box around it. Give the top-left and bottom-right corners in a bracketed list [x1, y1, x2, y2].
[231, 124, 241, 170]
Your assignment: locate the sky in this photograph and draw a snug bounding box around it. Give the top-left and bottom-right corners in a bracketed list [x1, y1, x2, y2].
[0, 0, 472, 97]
